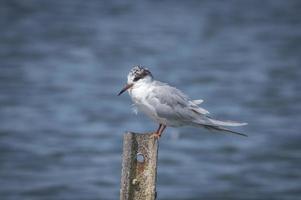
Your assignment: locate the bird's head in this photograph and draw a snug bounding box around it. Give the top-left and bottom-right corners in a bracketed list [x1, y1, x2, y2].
[118, 66, 153, 96]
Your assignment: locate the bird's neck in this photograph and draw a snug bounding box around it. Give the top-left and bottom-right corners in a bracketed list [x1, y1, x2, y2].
[130, 79, 153, 99]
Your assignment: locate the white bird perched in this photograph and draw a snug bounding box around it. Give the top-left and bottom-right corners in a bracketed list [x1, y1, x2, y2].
[118, 66, 248, 139]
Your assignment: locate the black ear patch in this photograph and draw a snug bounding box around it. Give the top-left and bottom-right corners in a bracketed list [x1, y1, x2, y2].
[133, 69, 152, 82]
[133, 76, 142, 82]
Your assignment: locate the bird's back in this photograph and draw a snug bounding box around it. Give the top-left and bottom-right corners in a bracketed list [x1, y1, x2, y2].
[141, 81, 210, 126]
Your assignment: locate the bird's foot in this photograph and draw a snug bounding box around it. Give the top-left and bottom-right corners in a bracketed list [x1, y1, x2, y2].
[150, 132, 161, 139]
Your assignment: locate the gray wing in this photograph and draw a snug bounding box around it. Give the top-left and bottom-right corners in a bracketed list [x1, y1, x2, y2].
[148, 81, 209, 122]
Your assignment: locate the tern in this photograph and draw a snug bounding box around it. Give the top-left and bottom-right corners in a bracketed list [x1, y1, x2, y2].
[118, 66, 247, 139]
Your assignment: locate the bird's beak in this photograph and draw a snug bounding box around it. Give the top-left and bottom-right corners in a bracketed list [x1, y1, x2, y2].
[118, 83, 133, 96]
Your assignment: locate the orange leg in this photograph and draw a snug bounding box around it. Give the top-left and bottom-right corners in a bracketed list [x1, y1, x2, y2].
[151, 124, 167, 139]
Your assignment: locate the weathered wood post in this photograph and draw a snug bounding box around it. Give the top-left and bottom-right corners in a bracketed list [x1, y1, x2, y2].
[120, 132, 159, 200]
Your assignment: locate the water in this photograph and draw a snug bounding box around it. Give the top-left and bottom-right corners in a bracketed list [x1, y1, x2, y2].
[0, 0, 300, 199]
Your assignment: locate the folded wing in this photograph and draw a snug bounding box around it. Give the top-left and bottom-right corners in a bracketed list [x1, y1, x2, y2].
[148, 82, 209, 122]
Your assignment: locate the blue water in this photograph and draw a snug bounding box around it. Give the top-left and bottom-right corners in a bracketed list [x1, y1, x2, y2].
[0, 0, 300, 199]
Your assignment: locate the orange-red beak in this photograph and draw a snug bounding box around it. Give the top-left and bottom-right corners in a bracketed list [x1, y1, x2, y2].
[118, 83, 133, 96]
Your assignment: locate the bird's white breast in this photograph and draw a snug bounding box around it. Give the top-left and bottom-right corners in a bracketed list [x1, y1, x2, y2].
[128, 83, 167, 124]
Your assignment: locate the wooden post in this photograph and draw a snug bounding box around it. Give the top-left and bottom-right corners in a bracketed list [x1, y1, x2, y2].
[120, 132, 159, 200]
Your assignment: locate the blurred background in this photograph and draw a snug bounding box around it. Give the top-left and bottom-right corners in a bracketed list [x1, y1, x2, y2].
[0, 0, 300, 199]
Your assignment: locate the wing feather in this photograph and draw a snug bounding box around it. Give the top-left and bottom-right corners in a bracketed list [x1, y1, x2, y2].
[148, 81, 209, 121]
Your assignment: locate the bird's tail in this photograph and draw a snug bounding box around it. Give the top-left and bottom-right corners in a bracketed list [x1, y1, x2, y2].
[194, 117, 248, 137]
[203, 124, 248, 137]
[208, 118, 248, 127]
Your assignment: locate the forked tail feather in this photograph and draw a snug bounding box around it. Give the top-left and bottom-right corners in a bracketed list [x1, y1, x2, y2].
[204, 125, 248, 137]
[208, 118, 248, 127]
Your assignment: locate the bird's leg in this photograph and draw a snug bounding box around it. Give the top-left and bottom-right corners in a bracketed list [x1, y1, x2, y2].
[158, 125, 167, 137]
[150, 124, 162, 139]
[151, 124, 167, 139]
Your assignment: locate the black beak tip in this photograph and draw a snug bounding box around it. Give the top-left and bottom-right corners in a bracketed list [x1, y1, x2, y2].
[117, 89, 125, 96]
[117, 84, 132, 96]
